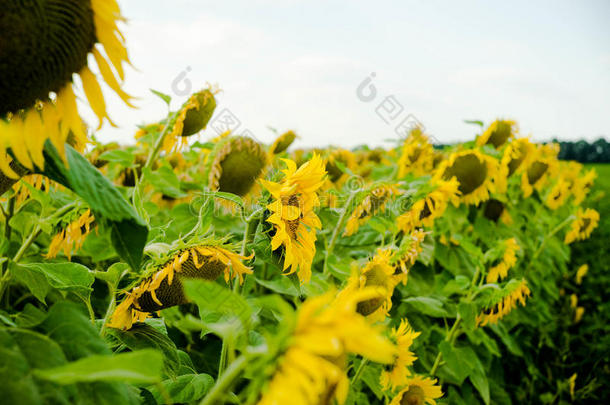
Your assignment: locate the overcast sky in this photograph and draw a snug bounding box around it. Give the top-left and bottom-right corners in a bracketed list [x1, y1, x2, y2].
[87, 0, 610, 149]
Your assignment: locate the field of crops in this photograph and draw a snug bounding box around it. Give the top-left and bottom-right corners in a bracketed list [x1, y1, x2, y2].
[1, 79, 607, 404]
[1, 2, 608, 404]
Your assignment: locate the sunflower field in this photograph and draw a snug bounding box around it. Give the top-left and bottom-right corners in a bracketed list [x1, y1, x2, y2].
[1, 2, 608, 405]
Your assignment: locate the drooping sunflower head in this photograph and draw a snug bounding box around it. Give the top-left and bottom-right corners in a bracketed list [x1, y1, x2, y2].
[108, 242, 253, 330]
[340, 249, 401, 322]
[477, 119, 517, 149]
[564, 208, 600, 245]
[45, 208, 96, 260]
[486, 238, 520, 283]
[545, 178, 571, 210]
[391, 229, 427, 278]
[1, 0, 132, 175]
[482, 198, 512, 224]
[206, 135, 268, 197]
[344, 183, 400, 236]
[325, 148, 356, 186]
[435, 149, 498, 205]
[269, 130, 297, 155]
[260, 155, 327, 283]
[521, 143, 559, 197]
[389, 375, 443, 405]
[476, 279, 531, 327]
[162, 88, 218, 153]
[398, 127, 435, 177]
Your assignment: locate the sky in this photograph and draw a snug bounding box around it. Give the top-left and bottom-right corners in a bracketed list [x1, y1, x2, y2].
[87, 0, 610, 149]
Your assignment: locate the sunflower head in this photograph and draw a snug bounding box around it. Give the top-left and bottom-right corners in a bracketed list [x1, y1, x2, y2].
[521, 143, 559, 197]
[108, 242, 252, 330]
[162, 88, 218, 153]
[342, 249, 400, 321]
[398, 127, 435, 177]
[435, 149, 497, 205]
[564, 208, 600, 244]
[206, 135, 267, 197]
[1, 0, 132, 176]
[389, 376, 443, 405]
[260, 155, 326, 283]
[325, 149, 356, 185]
[269, 130, 297, 155]
[477, 119, 517, 149]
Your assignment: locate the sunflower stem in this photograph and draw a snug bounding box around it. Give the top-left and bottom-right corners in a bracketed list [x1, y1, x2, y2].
[323, 191, 358, 275]
[201, 355, 248, 405]
[430, 264, 482, 376]
[0, 225, 42, 302]
[533, 215, 575, 260]
[143, 112, 177, 171]
[351, 358, 369, 386]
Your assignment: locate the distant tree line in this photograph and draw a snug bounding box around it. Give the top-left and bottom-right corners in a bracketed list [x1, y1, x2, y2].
[551, 138, 610, 163]
[431, 138, 610, 163]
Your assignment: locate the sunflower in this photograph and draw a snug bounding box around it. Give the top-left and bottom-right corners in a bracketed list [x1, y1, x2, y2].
[482, 199, 513, 225]
[392, 229, 427, 278]
[575, 264, 588, 285]
[205, 135, 268, 199]
[495, 137, 535, 193]
[545, 178, 571, 210]
[380, 320, 421, 391]
[434, 149, 498, 205]
[260, 155, 326, 283]
[108, 244, 252, 330]
[486, 238, 519, 283]
[476, 279, 531, 327]
[1, 0, 132, 177]
[564, 208, 600, 244]
[161, 88, 218, 153]
[476, 119, 517, 149]
[344, 184, 400, 236]
[521, 143, 559, 197]
[397, 178, 460, 233]
[570, 168, 596, 206]
[398, 127, 435, 178]
[269, 130, 297, 155]
[340, 249, 403, 322]
[325, 149, 356, 187]
[46, 209, 96, 260]
[389, 375, 443, 405]
[574, 306, 585, 323]
[258, 290, 397, 405]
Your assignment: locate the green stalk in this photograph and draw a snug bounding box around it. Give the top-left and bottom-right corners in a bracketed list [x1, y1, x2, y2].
[351, 358, 369, 386]
[143, 112, 177, 171]
[323, 191, 358, 275]
[200, 355, 248, 405]
[0, 226, 42, 302]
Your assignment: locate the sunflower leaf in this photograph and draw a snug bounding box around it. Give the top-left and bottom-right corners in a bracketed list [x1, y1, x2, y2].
[38, 141, 148, 270]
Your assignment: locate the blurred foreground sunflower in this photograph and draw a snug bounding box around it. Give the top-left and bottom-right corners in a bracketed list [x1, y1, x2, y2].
[261, 155, 326, 283]
[108, 242, 252, 330]
[258, 290, 397, 405]
[0, 0, 132, 177]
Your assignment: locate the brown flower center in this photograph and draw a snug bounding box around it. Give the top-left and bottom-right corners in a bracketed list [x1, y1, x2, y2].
[443, 154, 487, 195]
[526, 161, 548, 185]
[356, 264, 389, 316]
[400, 385, 426, 405]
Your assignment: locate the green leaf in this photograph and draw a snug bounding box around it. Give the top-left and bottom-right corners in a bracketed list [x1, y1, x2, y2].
[0, 330, 43, 404]
[97, 149, 135, 167]
[255, 276, 299, 297]
[147, 374, 214, 404]
[469, 368, 490, 405]
[109, 323, 180, 378]
[464, 119, 484, 127]
[150, 89, 172, 105]
[183, 279, 252, 338]
[13, 262, 94, 304]
[33, 349, 164, 385]
[143, 166, 187, 199]
[458, 302, 477, 331]
[403, 296, 451, 318]
[38, 141, 148, 270]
